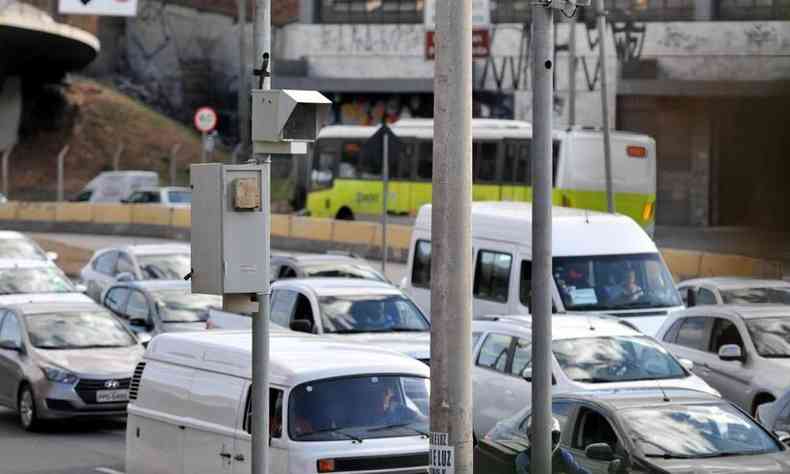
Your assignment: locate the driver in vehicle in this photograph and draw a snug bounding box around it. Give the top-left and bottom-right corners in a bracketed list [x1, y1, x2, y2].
[620, 270, 644, 302]
[515, 417, 590, 474]
[378, 384, 425, 426]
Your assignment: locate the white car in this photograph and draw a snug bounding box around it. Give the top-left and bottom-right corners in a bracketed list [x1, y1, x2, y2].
[471, 315, 719, 438]
[208, 278, 431, 362]
[80, 244, 191, 301]
[73, 171, 159, 203]
[0, 260, 77, 295]
[122, 186, 191, 207]
[0, 231, 58, 262]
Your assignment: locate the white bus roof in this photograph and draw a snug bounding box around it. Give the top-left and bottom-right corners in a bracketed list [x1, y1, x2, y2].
[145, 330, 429, 387]
[414, 202, 658, 257]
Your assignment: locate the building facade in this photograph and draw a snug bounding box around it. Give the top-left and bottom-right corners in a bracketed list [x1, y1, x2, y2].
[122, 0, 790, 229]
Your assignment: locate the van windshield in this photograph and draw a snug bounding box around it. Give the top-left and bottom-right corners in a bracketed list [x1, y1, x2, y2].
[289, 375, 429, 441]
[553, 253, 681, 312]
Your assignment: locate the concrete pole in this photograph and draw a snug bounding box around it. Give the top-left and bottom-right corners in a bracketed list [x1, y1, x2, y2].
[531, 5, 555, 474]
[169, 144, 182, 186]
[201, 133, 208, 163]
[381, 131, 389, 274]
[252, 0, 272, 473]
[113, 143, 124, 171]
[596, 0, 615, 213]
[57, 145, 69, 202]
[430, 0, 473, 472]
[238, 0, 250, 164]
[2, 144, 13, 198]
[567, 15, 577, 127]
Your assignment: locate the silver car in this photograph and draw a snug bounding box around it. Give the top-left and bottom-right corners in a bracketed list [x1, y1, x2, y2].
[759, 390, 790, 435]
[678, 277, 790, 306]
[656, 305, 790, 415]
[0, 294, 144, 430]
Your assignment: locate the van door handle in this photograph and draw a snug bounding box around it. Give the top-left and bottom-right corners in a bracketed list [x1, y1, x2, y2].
[234, 454, 246, 462]
[219, 452, 232, 460]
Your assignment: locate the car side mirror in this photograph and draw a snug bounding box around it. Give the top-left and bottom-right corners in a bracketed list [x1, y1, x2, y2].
[718, 344, 744, 362]
[137, 333, 152, 347]
[522, 367, 532, 382]
[290, 319, 313, 334]
[774, 431, 790, 445]
[75, 283, 88, 294]
[0, 339, 21, 351]
[686, 288, 696, 307]
[585, 443, 615, 462]
[116, 272, 136, 282]
[679, 358, 694, 372]
[46, 251, 59, 261]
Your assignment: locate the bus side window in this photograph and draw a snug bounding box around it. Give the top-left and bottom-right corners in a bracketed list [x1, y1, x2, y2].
[417, 141, 432, 181]
[396, 142, 415, 180]
[474, 141, 500, 184]
[339, 141, 362, 179]
[516, 141, 530, 185]
[411, 240, 432, 288]
[311, 146, 336, 191]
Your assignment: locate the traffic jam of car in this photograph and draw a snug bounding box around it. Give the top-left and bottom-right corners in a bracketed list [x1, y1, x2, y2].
[0, 204, 789, 473]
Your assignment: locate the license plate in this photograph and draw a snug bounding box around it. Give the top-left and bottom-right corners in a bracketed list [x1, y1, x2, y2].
[96, 389, 129, 403]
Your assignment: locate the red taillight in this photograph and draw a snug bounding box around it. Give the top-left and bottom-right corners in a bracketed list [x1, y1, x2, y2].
[627, 146, 647, 158]
[317, 459, 336, 473]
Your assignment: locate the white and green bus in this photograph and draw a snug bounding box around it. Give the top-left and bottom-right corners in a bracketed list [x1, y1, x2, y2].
[307, 119, 657, 230]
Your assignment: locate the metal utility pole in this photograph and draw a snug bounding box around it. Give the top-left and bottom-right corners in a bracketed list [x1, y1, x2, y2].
[531, 4, 555, 474]
[596, 0, 615, 213]
[237, 0, 250, 164]
[251, 0, 272, 473]
[381, 131, 389, 275]
[567, 14, 577, 127]
[430, 0, 473, 472]
[2, 144, 13, 197]
[56, 145, 69, 201]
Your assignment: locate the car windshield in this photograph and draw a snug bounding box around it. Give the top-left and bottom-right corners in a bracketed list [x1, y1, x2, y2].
[554, 253, 681, 311]
[25, 311, 137, 349]
[722, 287, 790, 305]
[168, 191, 192, 204]
[625, 403, 780, 459]
[0, 267, 75, 294]
[0, 239, 47, 260]
[318, 294, 430, 334]
[136, 253, 191, 280]
[552, 336, 687, 383]
[153, 290, 221, 323]
[303, 264, 386, 282]
[746, 317, 790, 358]
[289, 375, 429, 441]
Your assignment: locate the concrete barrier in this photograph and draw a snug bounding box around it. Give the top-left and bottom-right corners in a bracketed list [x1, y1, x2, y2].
[0, 201, 784, 277]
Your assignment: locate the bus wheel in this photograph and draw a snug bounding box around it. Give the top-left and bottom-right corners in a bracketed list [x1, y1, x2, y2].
[336, 207, 354, 221]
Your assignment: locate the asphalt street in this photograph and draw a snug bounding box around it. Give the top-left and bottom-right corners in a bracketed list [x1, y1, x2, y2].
[0, 407, 126, 474]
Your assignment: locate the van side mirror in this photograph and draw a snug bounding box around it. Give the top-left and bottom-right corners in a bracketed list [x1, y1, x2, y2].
[585, 443, 615, 462]
[686, 288, 696, 308]
[679, 358, 694, 372]
[290, 319, 313, 333]
[718, 344, 744, 362]
[774, 431, 790, 446]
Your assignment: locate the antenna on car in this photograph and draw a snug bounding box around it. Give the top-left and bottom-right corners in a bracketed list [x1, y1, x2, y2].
[658, 381, 671, 403]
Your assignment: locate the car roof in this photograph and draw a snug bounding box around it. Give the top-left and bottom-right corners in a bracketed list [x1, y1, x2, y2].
[135, 186, 191, 193]
[0, 293, 102, 314]
[113, 280, 192, 292]
[100, 243, 190, 256]
[146, 330, 429, 386]
[554, 387, 724, 411]
[671, 305, 790, 320]
[473, 314, 643, 339]
[273, 254, 370, 266]
[678, 277, 790, 291]
[0, 259, 54, 269]
[271, 278, 401, 296]
[414, 202, 657, 257]
[0, 231, 27, 240]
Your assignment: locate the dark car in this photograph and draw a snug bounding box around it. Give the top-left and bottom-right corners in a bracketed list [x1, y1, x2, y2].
[271, 253, 388, 282]
[100, 280, 220, 341]
[476, 388, 790, 474]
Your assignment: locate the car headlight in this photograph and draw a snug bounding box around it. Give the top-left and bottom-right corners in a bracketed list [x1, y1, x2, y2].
[42, 367, 79, 385]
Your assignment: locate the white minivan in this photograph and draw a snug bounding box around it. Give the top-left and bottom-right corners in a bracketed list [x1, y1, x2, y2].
[126, 330, 431, 474]
[403, 202, 683, 335]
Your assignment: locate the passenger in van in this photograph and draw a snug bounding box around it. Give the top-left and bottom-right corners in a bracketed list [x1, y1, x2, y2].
[378, 385, 426, 426]
[620, 270, 644, 302]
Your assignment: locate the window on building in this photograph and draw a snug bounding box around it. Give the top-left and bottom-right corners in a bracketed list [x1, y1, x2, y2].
[606, 0, 695, 22]
[474, 250, 512, 303]
[491, 0, 532, 23]
[318, 0, 423, 24]
[717, 0, 790, 21]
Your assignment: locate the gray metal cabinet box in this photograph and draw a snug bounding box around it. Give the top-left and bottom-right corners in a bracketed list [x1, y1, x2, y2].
[191, 164, 268, 294]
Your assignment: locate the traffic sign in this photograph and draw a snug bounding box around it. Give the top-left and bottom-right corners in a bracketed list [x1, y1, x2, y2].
[194, 107, 218, 133]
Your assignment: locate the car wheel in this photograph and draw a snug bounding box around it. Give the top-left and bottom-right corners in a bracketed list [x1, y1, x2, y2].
[18, 385, 42, 432]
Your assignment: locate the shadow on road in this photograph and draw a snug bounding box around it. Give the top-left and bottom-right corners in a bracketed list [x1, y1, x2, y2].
[0, 408, 126, 435]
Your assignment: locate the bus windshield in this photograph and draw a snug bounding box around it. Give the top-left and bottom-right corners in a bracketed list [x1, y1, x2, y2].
[554, 253, 681, 311]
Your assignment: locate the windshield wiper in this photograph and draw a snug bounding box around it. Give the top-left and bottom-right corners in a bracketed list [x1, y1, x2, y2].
[298, 427, 363, 443]
[388, 327, 428, 333]
[368, 422, 429, 438]
[574, 377, 615, 383]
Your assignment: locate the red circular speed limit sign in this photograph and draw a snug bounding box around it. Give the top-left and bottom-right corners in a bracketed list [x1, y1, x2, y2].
[194, 107, 218, 133]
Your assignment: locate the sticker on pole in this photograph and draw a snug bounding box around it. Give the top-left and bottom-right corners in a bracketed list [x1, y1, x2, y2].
[430, 432, 454, 474]
[194, 107, 218, 133]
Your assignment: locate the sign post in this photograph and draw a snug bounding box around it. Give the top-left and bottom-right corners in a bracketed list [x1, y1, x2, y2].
[194, 107, 218, 163]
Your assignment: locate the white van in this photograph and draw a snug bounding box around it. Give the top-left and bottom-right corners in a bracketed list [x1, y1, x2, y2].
[74, 171, 159, 203]
[126, 330, 430, 474]
[403, 202, 683, 335]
